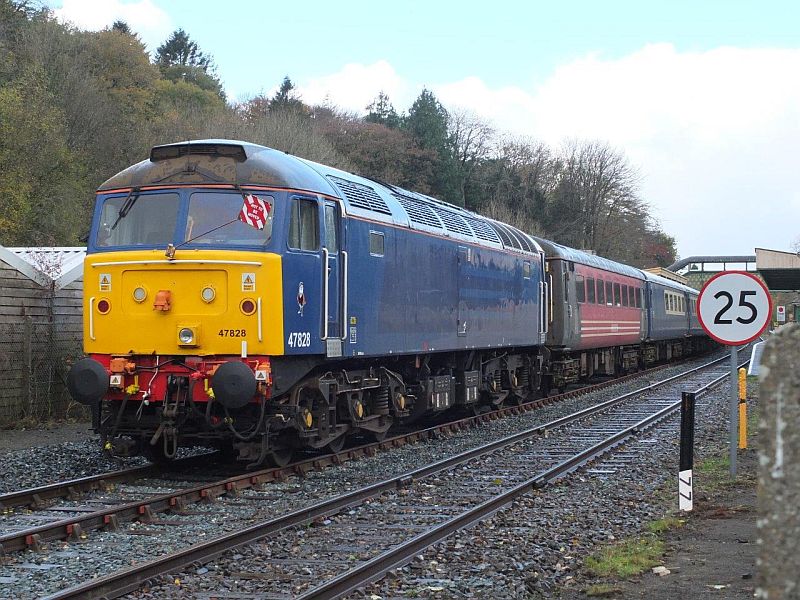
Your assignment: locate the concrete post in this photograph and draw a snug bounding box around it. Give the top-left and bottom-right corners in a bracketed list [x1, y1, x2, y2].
[758, 324, 800, 599]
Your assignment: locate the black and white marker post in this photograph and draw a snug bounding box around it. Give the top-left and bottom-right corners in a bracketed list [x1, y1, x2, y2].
[679, 391, 695, 511]
[697, 271, 771, 480]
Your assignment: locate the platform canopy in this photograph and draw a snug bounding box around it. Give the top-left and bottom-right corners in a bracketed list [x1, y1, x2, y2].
[756, 248, 800, 291]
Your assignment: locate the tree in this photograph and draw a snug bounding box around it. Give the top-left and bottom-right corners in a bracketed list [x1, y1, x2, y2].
[404, 89, 460, 204]
[448, 109, 494, 208]
[155, 28, 211, 71]
[365, 92, 400, 129]
[155, 28, 223, 99]
[111, 20, 131, 35]
[269, 76, 304, 113]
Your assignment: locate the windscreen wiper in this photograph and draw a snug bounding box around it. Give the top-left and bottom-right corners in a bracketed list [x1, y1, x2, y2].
[109, 187, 141, 231]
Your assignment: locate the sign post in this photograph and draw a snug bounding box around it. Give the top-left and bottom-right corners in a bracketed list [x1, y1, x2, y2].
[697, 271, 772, 479]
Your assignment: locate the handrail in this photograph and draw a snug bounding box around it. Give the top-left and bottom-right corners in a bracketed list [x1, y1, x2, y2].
[340, 250, 349, 341]
[321, 248, 329, 341]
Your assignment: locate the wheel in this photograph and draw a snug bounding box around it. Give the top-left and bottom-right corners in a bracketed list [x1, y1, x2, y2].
[326, 434, 346, 453]
[268, 447, 294, 468]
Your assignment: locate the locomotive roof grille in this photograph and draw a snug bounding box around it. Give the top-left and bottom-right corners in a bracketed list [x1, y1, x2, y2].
[328, 176, 392, 215]
[491, 222, 521, 250]
[150, 143, 247, 163]
[394, 194, 445, 230]
[431, 206, 474, 238]
[511, 228, 535, 253]
[463, 216, 502, 244]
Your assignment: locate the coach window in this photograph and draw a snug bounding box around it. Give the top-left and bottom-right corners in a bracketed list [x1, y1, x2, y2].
[613, 283, 621, 306]
[635, 287, 641, 308]
[369, 231, 385, 257]
[288, 198, 319, 251]
[605, 281, 613, 305]
[597, 279, 605, 304]
[576, 275, 585, 303]
[587, 278, 596, 303]
[621, 285, 629, 307]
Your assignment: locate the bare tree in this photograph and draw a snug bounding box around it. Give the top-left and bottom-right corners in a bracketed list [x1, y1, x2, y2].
[448, 109, 495, 206]
[550, 140, 641, 255]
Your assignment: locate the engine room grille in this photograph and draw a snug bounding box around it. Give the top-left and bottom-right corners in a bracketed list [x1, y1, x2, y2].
[463, 215, 502, 244]
[328, 176, 392, 215]
[491, 222, 522, 250]
[431, 206, 474, 238]
[394, 194, 444, 230]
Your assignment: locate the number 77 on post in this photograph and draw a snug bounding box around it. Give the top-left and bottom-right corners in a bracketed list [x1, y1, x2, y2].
[697, 271, 772, 345]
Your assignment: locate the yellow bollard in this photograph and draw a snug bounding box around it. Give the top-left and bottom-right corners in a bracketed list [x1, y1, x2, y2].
[738, 367, 747, 449]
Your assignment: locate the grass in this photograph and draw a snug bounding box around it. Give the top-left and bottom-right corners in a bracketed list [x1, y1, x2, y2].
[584, 536, 664, 578]
[646, 516, 684, 534]
[585, 583, 624, 596]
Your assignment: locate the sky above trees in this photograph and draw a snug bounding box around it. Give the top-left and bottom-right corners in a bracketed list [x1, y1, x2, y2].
[37, 1, 800, 256]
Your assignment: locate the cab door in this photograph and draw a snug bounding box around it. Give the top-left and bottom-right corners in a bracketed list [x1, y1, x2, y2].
[321, 201, 345, 357]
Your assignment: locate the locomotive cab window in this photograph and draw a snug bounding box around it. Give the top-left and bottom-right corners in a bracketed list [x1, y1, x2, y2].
[369, 231, 385, 257]
[289, 198, 320, 251]
[324, 204, 338, 252]
[186, 192, 273, 246]
[97, 192, 179, 247]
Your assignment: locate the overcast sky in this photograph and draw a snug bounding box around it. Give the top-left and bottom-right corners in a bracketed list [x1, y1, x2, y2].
[50, 0, 799, 259]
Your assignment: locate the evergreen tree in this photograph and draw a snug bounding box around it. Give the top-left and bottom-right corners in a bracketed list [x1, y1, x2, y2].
[365, 91, 400, 128]
[404, 89, 461, 204]
[155, 28, 211, 71]
[154, 29, 224, 100]
[111, 20, 131, 35]
[269, 76, 304, 112]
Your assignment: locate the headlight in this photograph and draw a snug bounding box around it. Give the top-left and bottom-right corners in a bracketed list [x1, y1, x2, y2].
[178, 327, 194, 345]
[132, 286, 147, 302]
[201, 286, 216, 303]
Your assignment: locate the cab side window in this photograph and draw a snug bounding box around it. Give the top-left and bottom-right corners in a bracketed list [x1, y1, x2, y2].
[289, 199, 319, 251]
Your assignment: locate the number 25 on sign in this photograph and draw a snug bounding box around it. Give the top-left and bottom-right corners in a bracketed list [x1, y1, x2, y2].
[697, 272, 772, 345]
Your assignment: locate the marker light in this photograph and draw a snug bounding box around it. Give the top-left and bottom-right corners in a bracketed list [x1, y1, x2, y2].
[97, 299, 111, 314]
[201, 286, 216, 303]
[240, 299, 256, 315]
[133, 287, 147, 302]
[178, 327, 195, 345]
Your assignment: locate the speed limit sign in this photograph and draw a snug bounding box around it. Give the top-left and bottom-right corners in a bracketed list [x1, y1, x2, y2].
[697, 271, 772, 345]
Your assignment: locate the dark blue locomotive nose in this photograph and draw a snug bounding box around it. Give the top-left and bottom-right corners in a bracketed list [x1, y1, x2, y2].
[67, 358, 110, 405]
[212, 361, 257, 409]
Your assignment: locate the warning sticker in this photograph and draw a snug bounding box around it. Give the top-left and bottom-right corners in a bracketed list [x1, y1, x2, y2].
[242, 273, 256, 292]
[99, 273, 112, 292]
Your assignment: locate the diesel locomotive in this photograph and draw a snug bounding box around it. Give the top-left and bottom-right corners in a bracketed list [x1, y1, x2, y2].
[67, 140, 708, 466]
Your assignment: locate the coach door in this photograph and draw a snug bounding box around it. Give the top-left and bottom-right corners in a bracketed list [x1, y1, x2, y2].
[321, 200, 346, 357]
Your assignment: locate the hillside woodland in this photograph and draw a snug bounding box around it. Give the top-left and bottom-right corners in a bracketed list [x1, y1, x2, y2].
[0, 1, 676, 266]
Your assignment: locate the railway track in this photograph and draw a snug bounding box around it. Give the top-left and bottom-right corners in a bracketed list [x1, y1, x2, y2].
[0, 360, 675, 555]
[19, 351, 743, 600]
